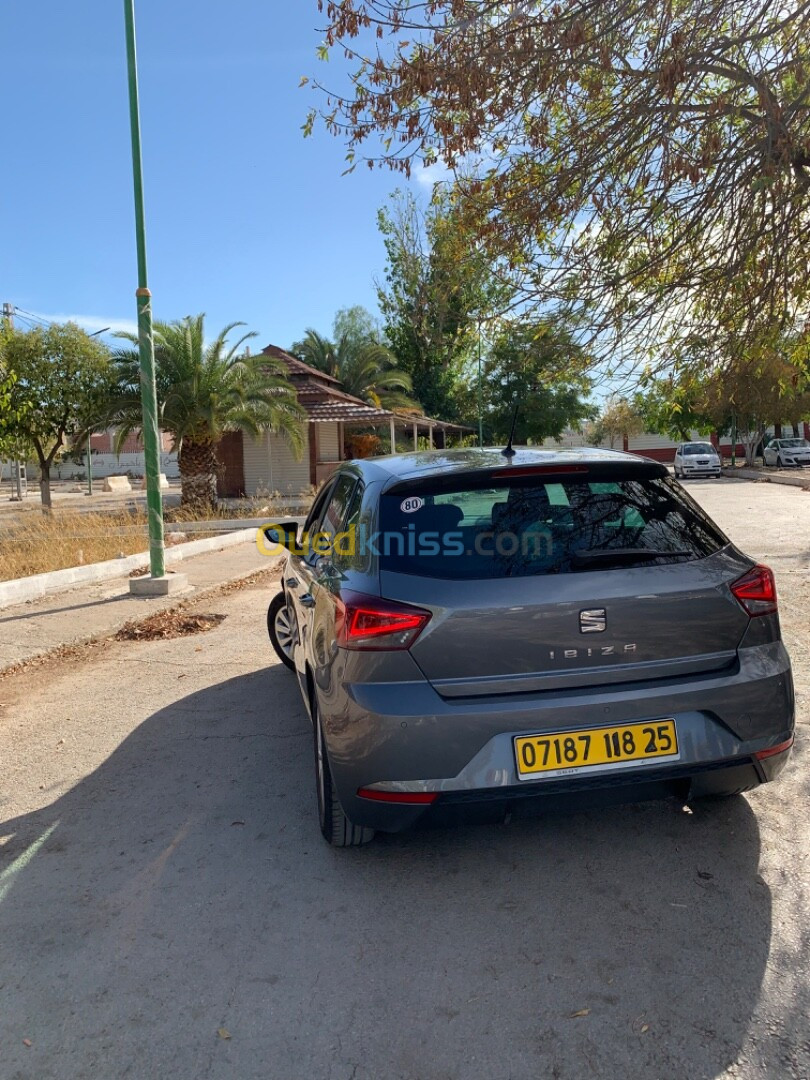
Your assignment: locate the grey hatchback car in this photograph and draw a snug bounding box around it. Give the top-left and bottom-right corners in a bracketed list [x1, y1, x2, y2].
[266, 447, 794, 846]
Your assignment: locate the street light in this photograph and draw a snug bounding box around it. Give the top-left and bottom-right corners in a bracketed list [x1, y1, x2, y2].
[85, 326, 110, 497]
[123, 1, 183, 596]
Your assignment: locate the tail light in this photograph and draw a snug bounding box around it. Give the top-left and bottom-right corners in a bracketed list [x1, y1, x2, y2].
[335, 590, 431, 650]
[730, 564, 777, 617]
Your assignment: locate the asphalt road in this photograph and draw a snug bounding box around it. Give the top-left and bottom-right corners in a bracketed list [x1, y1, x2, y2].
[0, 478, 808, 1080]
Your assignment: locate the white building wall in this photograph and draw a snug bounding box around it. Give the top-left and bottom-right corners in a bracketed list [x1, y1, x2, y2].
[35, 452, 180, 481]
[542, 429, 706, 452]
[628, 432, 701, 452]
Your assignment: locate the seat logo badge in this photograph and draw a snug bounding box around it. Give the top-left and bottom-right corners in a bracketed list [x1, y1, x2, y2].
[580, 608, 606, 633]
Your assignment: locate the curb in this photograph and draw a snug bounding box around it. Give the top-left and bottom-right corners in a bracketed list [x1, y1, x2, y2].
[0, 527, 260, 611]
[721, 467, 810, 490]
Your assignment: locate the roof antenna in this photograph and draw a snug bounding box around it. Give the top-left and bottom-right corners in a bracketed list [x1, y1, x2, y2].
[501, 400, 519, 458]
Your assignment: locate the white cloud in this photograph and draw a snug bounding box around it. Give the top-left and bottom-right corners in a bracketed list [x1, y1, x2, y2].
[28, 312, 138, 337]
[413, 160, 454, 187]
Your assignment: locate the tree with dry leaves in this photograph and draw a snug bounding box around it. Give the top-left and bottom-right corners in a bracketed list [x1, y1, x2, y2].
[311, 1, 810, 371]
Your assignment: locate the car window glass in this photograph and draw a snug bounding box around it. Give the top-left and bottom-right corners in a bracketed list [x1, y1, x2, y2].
[319, 474, 357, 542]
[379, 475, 727, 579]
[333, 481, 365, 571]
[304, 478, 337, 535]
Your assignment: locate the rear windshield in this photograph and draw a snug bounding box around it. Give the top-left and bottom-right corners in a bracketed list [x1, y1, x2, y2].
[682, 443, 716, 455]
[378, 474, 727, 579]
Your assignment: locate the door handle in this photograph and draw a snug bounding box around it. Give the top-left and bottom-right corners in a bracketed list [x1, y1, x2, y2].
[285, 577, 299, 588]
[299, 593, 316, 608]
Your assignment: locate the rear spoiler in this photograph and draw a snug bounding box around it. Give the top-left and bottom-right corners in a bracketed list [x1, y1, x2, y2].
[384, 459, 668, 496]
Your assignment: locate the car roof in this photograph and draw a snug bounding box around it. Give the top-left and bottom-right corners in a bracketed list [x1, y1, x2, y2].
[344, 446, 666, 484]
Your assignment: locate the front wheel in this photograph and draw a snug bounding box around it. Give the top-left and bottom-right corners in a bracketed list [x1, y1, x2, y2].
[267, 592, 295, 670]
[313, 698, 374, 847]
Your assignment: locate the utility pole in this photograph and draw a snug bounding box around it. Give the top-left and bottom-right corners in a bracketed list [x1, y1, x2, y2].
[2, 304, 24, 502]
[123, 1, 184, 596]
[84, 326, 109, 497]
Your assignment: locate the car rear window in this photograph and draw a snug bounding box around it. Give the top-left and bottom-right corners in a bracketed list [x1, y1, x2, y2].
[378, 473, 727, 579]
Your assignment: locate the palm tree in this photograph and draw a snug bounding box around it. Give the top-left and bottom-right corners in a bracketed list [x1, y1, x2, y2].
[110, 314, 305, 507]
[296, 329, 419, 412]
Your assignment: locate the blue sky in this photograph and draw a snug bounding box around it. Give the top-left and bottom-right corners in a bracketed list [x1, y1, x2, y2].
[0, 1, 438, 348]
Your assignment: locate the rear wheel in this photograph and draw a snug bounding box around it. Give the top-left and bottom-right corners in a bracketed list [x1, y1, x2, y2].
[267, 592, 295, 670]
[313, 697, 374, 847]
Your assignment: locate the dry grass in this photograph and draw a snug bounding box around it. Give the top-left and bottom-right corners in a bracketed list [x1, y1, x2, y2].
[0, 509, 152, 581]
[0, 490, 313, 582]
[164, 488, 315, 523]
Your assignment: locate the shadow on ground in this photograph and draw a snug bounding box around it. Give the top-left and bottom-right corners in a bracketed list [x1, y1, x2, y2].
[0, 666, 792, 1080]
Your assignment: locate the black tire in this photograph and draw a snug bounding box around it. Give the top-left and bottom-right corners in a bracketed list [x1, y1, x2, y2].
[267, 592, 295, 671]
[313, 697, 374, 847]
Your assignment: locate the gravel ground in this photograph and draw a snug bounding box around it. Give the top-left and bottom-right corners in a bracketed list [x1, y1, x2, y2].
[0, 477, 807, 1080]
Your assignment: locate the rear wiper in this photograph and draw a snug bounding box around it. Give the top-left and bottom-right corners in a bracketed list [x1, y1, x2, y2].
[572, 548, 692, 567]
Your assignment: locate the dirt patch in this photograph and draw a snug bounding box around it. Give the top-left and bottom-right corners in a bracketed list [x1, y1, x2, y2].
[115, 611, 227, 641]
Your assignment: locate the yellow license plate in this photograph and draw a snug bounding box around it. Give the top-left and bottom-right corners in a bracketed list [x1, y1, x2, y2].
[514, 719, 679, 780]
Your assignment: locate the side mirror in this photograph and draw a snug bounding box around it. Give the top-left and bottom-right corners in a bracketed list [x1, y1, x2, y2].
[262, 521, 299, 551]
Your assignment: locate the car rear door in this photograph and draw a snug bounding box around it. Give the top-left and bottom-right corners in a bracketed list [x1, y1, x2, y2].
[286, 477, 337, 675]
[298, 473, 360, 672]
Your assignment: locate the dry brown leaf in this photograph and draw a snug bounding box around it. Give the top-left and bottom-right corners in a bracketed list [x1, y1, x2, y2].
[22, 1039, 32, 1047]
[570, 1009, 590, 1018]
[115, 612, 226, 642]
[217, 1027, 231, 1040]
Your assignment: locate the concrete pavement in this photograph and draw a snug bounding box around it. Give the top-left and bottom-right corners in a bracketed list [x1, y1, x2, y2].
[0, 538, 279, 673]
[0, 478, 807, 1079]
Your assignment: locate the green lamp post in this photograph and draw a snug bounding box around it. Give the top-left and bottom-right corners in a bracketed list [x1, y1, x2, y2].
[123, 0, 173, 591]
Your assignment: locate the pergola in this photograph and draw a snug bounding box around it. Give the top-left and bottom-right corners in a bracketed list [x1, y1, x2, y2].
[385, 412, 472, 451]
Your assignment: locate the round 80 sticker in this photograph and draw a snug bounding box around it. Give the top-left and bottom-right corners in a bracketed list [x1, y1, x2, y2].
[400, 496, 424, 514]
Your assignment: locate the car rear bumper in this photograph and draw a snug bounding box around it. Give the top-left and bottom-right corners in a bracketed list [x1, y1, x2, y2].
[353, 746, 792, 832]
[323, 642, 794, 833]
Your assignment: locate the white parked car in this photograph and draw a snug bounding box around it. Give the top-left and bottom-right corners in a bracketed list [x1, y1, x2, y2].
[673, 442, 722, 479]
[763, 438, 810, 468]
